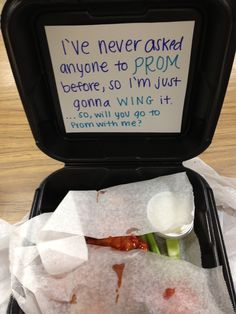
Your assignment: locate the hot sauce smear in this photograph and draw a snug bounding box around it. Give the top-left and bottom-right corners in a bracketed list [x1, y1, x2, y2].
[86, 235, 147, 251]
[163, 288, 176, 300]
[112, 263, 125, 303]
[69, 294, 77, 304]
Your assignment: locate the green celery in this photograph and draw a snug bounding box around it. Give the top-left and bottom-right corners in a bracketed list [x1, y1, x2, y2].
[166, 239, 180, 259]
[145, 233, 161, 255]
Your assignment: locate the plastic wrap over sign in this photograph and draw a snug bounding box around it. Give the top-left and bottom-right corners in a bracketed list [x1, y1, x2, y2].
[45, 21, 195, 133]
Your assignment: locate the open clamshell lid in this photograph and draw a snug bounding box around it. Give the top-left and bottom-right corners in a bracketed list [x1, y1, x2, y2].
[1, 0, 236, 163]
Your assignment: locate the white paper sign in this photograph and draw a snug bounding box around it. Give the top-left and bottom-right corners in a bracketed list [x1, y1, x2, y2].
[45, 21, 195, 133]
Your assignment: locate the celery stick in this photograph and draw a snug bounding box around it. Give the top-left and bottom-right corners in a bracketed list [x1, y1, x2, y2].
[145, 233, 161, 255]
[166, 239, 180, 259]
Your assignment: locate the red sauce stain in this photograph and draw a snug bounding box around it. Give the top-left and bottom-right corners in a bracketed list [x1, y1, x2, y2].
[69, 294, 77, 304]
[112, 263, 125, 303]
[96, 190, 107, 203]
[115, 294, 119, 304]
[126, 227, 139, 235]
[163, 288, 176, 300]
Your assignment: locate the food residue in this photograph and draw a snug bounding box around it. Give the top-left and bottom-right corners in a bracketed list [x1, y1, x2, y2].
[126, 227, 140, 235]
[163, 288, 176, 300]
[69, 294, 77, 304]
[86, 235, 147, 251]
[112, 263, 125, 303]
[96, 190, 107, 202]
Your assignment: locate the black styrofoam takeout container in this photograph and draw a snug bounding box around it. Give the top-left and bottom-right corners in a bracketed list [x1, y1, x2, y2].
[1, 0, 236, 312]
